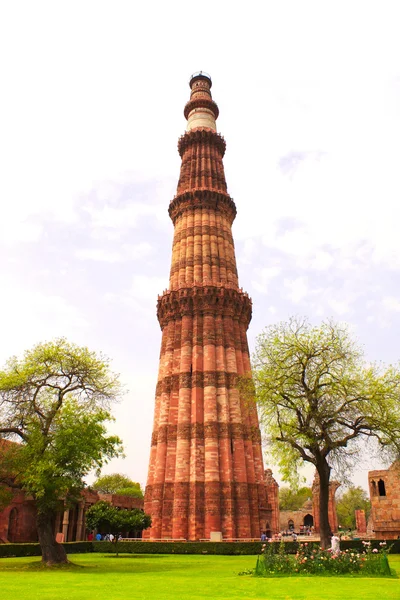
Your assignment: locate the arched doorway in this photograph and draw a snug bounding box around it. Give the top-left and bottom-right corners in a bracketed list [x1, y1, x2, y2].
[288, 519, 294, 531]
[8, 508, 18, 542]
[303, 514, 313, 527]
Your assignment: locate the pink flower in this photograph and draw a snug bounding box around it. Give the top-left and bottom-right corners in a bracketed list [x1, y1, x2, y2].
[373, 549, 378, 553]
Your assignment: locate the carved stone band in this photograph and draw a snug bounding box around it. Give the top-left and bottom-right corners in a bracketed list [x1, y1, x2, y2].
[178, 128, 226, 157]
[168, 190, 236, 225]
[157, 285, 252, 329]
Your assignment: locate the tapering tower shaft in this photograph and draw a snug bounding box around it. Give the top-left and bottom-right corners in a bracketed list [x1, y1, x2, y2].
[144, 73, 269, 540]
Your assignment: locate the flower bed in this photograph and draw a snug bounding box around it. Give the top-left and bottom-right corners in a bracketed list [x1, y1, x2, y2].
[245, 540, 394, 577]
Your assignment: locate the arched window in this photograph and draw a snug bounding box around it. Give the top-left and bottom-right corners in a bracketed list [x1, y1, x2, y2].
[288, 519, 294, 531]
[378, 479, 386, 497]
[371, 480, 377, 496]
[8, 508, 18, 542]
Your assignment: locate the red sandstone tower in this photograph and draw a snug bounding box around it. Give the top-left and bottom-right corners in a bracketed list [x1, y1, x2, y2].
[144, 72, 274, 540]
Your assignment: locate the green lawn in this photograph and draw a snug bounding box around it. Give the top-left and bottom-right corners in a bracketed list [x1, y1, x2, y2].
[0, 553, 399, 600]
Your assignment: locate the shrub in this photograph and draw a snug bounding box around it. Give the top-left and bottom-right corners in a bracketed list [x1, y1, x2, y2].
[254, 539, 292, 575]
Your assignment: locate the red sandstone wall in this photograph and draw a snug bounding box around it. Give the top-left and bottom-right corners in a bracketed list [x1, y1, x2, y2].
[0, 488, 144, 543]
[0, 491, 37, 543]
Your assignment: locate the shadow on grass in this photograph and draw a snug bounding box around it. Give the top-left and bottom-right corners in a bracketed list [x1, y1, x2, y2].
[0, 560, 85, 572]
[0, 554, 193, 575]
[101, 555, 165, 559]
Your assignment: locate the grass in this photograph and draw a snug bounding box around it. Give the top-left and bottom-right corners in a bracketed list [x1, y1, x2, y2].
[0, 553, 398, 600]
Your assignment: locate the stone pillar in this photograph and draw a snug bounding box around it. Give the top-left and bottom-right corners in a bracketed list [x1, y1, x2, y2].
[54, 511, 62, 536]
[144, 72, 276, 541]
[355, 509, 367, 534]
[62, 509, 70, 541]
[76, 502, 85, 541]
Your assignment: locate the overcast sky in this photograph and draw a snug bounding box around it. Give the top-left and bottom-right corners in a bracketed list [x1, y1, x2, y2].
[1, 1, 400, 493]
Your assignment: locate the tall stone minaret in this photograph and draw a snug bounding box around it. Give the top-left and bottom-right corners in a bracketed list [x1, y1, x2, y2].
[144, 72, 274, 540]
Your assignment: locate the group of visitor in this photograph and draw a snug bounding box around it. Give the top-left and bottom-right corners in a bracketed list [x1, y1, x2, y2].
[260, 532, 283, 542]
[87, 532, 121, 541]
[261, 526, 315, 542]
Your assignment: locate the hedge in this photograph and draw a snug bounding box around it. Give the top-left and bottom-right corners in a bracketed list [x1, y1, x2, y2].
[0, 541, 92, 558]
[1, 539, 399, 559]
[340, 539, 400, 553]
[94, 539, 400, 555]
[95, 541, 311, 555]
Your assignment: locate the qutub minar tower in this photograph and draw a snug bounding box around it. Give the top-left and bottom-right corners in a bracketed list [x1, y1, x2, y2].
[144, 72, 279, 540]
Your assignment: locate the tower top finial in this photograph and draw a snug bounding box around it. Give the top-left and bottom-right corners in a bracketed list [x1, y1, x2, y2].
[189, 71, 212, 88]
[184, 72, 218, 132]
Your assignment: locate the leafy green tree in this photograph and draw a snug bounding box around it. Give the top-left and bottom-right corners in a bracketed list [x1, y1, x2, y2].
[279, 486, 312, 511]
[336, 486, 371, 530]
[0, 339, 123, 564]
[0, 486, 12, 511]
[251, 318, 400, 548]
[92, 473, 143, 498]
[86, 500, 151, 555]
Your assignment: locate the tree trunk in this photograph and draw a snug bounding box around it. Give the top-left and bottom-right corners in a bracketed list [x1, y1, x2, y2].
[37, 509, 68, 565]
[317, 459, 332, 550]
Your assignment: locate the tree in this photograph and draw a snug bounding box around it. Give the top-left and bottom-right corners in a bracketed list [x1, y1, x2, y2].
[336, 486, 371, 531]
[86, 500, 151, 556]
[251, 318, 400, 548]
[92, 473, 143, 498]
[0, 339, 124, 564]
[279, 486, 312, 511]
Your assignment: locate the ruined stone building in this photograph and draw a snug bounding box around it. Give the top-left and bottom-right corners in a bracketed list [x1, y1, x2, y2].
[279, 475, 340, 534]
[279, 497, 315, 533]
[369, 462, 400, 539]
[144, 73, 279, 540]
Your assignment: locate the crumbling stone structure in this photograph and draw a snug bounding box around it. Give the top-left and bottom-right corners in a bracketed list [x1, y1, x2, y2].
[144, 72, 278, 540]
[369, 462, 400, 539]
[264, 469, 280, 536]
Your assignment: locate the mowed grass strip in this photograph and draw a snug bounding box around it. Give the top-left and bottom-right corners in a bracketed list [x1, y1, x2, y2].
[0, 553, 399, 600]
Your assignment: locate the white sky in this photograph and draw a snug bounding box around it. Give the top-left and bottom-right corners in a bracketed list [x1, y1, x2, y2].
[1, 1, 400, 493]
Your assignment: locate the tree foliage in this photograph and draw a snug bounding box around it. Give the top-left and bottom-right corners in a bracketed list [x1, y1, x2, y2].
[336, 486, 371, 530]
[92, 473, 143, 498]
[86, 500, 151, 555]
[0, 339, 124, 563]
[279, 486, 312, 511]
[251, 318, 400, 547]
